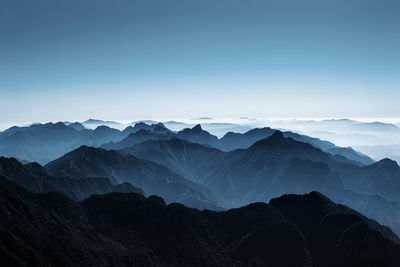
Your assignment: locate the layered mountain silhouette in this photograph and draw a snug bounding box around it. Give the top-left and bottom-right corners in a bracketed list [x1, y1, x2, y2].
[0, 175, 399, 267]
[126, 131, 353, 203]
[0, 122, 373, 166]
[0, 120, 400, 266]
[125, 131, 400, 235]
[217, 127, 374, 165]
[45, 146, 224, 210]
[0, 122, 171, 164]
[104, 124, 373, 165]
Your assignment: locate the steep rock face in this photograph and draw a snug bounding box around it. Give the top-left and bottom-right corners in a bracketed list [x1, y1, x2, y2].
[0, 157, 143, 201]
[45, 146, 225, 210]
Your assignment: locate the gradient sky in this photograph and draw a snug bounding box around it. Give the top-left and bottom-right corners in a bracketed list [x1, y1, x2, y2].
[1, 0, 399, 125]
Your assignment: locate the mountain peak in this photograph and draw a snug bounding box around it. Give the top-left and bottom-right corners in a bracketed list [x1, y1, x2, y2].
[271, 130, 284, 139]
[374, 158, 399, 168]
[192, 124, 203, 131]
[84, 119, 103, 123]
[68, 122, 86, 131]
[134, 122, 148, 128]
[153, 123, 169, 133]
[94, 125, 112, 130]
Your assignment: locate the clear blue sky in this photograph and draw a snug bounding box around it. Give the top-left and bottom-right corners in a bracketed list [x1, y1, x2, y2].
[1, 0, 399, 124]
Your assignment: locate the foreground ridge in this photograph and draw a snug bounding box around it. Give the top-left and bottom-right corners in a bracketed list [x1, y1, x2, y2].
[0, 177, 399, 267]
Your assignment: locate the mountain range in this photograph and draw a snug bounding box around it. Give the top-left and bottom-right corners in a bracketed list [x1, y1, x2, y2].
[0, 121, 374, 165]
[0, 156, 143, 201]
[1, 119, 400, 265]
[120, 131, 400, 234]
[45, 145, 224, 210]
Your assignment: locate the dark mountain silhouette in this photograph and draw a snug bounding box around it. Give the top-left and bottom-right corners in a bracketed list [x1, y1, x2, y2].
[0, 178, 399, 267]
[269, 192, 400, 267]
[125, 131, 400, 235]
[45, 146, 225, 210]
[0, 157, 143, 200]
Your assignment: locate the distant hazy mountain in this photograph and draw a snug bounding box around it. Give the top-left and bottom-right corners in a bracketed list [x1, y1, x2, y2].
[217, 127, 374, 165]
[130, 119, 161, 125]
[122, 122, 172, 135]
[0, 122, 128, 164]
[68, 122, 86, 131]
[104, 123, 373, 165]
[355, 144, 400, 164]
[266, 119, 400, 134]
[0, 122, 88, 164]
[0, 121, 173, 164]
[45, 146, 225, 210]
[0, 157, 143, 200]
[264, 118, 400, 149]
[162, 120, 193, 131]
[197, 122, 253, 137]
[81, 119, 125, 129]
[0, 121, 374, 165]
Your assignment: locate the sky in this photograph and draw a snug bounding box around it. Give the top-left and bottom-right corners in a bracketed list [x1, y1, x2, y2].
[1, 0, 399, 125]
